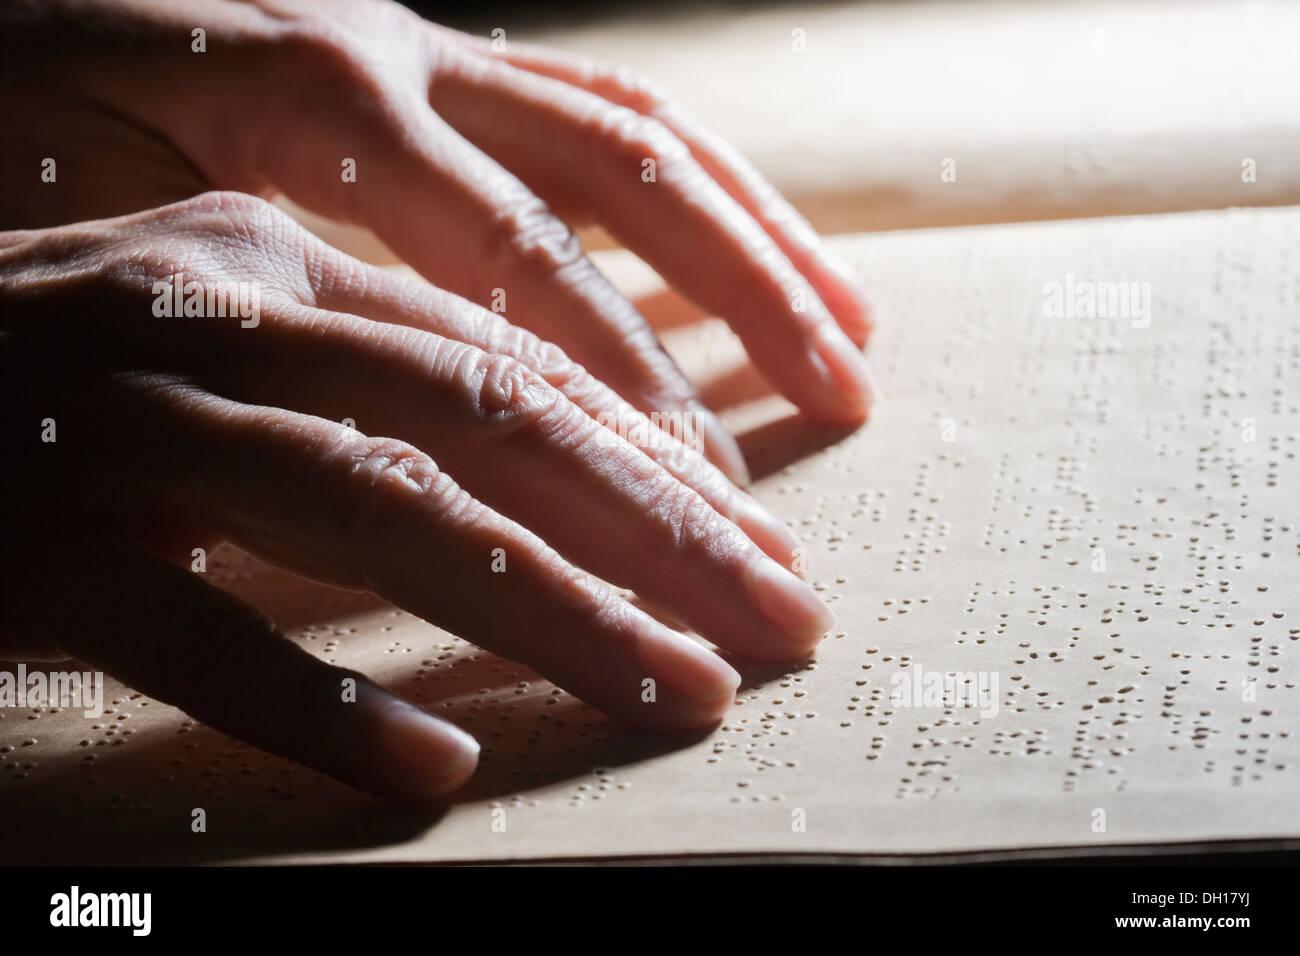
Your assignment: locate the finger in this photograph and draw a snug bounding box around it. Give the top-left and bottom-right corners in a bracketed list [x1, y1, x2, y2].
[196, 309, 833, 658]
[259, 75, 751, 483]
[428, 50, 877, 423]
[4, 524, 479, 802]
[69, 378, 742, 729]
[468, 37, 873, 344]
[312, 261, 804, 571]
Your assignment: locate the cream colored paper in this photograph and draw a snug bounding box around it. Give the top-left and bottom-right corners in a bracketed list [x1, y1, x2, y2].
[2, 206, 1297, 864]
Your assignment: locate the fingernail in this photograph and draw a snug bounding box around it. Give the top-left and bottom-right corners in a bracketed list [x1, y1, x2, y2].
[373, 696, 480, 797]
[731, 493, 806, 576]
[693, 405, 751, 485]
[641, 625, 742, 703]
[745, 556, 835, 649]
[810, 322, 879, 420]
[820, 251, 874, 341]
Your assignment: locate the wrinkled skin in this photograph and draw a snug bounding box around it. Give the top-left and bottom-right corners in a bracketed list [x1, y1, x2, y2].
[0, 0, 875, 800]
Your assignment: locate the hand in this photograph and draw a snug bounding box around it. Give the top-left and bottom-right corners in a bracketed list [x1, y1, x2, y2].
[1, 0, 877, 487]
[0, 192, 836, 800]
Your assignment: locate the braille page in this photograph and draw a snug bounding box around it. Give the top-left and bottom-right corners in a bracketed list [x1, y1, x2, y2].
[2, 206, 1297, 864]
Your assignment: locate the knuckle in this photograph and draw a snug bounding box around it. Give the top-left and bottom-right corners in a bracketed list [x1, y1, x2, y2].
[575, 58, 671, 113]
[618, 70, 671, 112]
[88, 192, 306, 314]
[178, 189, 275, 221]
[519, 337, 579, 385]
[338, 436, 442, 499]
[491, 325, 582, 390]
[171, 192, 313, 295]
[275, 25, 397, 110]
[278, 26, 364, 75]
[486, 191, 584, 274]
[646, 480, 719, 554]
[603, 109, 690, 169]
[328, 436, 450, 561]
[168, 190, 303, 256]
[458, 349, 570, 440]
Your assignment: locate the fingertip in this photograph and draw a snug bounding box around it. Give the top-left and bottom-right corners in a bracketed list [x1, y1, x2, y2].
[622, 682, 736, 733]
[617, 621, 741, 731]
[841, 309, 873, 349]
[731, 492, 805, 574]
[642, 625, 742, 703]
[367, 694, 480, 801]
[804, 323, 880, 423]
[693, 405, 751, 486]
[745, 556, 836, 654]
[818, 251, 874, 346]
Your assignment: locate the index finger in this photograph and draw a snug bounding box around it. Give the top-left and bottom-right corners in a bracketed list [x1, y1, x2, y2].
[461, 34, 875, 345]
